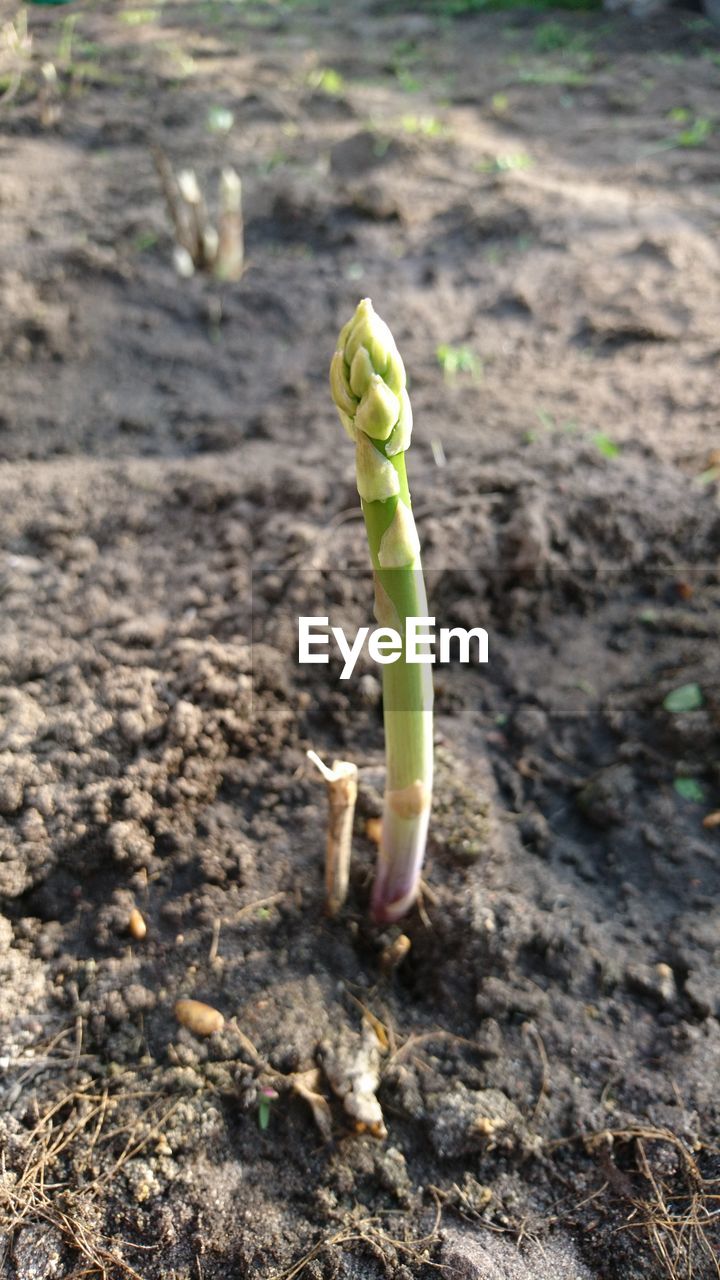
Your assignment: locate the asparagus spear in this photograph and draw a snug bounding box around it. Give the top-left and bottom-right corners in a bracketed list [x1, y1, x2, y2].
[330, 299, 433, 923]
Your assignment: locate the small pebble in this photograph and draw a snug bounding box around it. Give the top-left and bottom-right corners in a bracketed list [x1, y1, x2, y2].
[365, 817, 382, 846]
[128, 907, 147, 940]
[381, 933, 411, 973]
[174, 998, 224, 1037]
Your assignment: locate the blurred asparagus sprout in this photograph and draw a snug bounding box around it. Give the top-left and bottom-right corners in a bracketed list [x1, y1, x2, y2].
[0, 10, 61, 128]
[153, 148, 244, 282]
[329, 299, 433, 924]
[0, 9, 32, 106]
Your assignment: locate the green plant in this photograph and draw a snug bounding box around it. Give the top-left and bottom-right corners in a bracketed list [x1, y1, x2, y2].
[119, 8, 160, 25]
[132, 229, 159, 252]
[0, 9, 32, 105]
[533, 20, 576, 50]
[207, 104, 234, 133]
[476, 150, 533, 172]
[391, 39, 424, 91]
[436, 344, 482, 379]
[258, 1085, 278, 1129]
[674, 777, 705, 803]
[592, 432, 620, 459]
[490, 91, 509, 113]
[515, 63, 589, 87]
[306, 66, 344, 94]
[399, 112, 446, 136]
[330, 299, 433, 923]
[402, 0, 600, 14]
[672, 115, 712, 147]
[524, 406, 578, 442]
[56, 13, 76, 66]
[663, 683, 703, 713]
[396, 65, 422, 92]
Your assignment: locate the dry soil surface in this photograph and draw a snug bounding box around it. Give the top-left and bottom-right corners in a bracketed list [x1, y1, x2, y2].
[1, 2, 719, 1278]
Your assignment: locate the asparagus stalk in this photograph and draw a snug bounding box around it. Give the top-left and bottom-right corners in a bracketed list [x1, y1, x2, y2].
[215, 167, 244, 282]
[329, 299, 433, 924]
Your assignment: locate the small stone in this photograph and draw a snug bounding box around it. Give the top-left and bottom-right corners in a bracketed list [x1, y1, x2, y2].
[441, 1226, 594, 1280]
[0, 775, 24, 815]
[511, 704, 548, 744]
[373, 1145, 411, 1203]
[174, 999, 224, 1037]
[128, 907, 147, 940]
[12, 1224, 65, 1278]
[685, 971, 717, 1019]
[625, 962, 677, 1006]
[358, 673, 381, 706]
[0, 915, 13, 952]
[168, 699, 203, 743]
[124, 1158, 160, 1203]
[365, 816, 382, 846]
[108, 820, 154, 867]
[577, 764, 635, 827]
[426, 1085, 538, 1158]
[518, 809, 551, 854]
[380, 933, 411, 973]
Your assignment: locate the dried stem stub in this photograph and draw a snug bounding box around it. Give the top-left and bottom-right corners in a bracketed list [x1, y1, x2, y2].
[152, 149, 244, 281]
[307, 750, 358, 916]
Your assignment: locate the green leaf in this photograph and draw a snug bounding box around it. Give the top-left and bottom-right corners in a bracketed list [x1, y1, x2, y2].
[119, 8, 159, 25]
[674, 777, 705, 803]
[663, 683, 704, 713]
[258, 1099, 271, 1130]
[592, 432, 620, 459]
[307, 67, 344, 95]
[477, 151, 533, 173]
[436, 344, 483, 378]
[675, 117, 712, 147]
[401, 113, 445, 137]
[132, 229, 159, 252]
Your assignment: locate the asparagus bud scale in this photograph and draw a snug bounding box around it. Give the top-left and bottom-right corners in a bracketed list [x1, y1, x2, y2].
[329, 299, 433, 923]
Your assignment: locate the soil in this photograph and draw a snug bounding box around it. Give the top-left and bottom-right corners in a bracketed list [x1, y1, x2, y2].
[1, 1, 720, 1278]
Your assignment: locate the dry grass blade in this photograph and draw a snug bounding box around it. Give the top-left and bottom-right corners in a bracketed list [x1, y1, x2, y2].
[150, 144, 195, 259]
[266, 1205, 444, 1280]
[390, 1027, 486, 1066]
[0, 1074, 187, 1279]
[521, 1020, 550, 1123]
[574, 1125, 720, 1280]
[618, 1135, 720, 1280]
